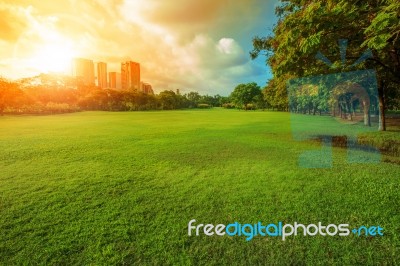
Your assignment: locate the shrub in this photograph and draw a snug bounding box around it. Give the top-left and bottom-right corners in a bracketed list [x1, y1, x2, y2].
[197, 104, 211, 109]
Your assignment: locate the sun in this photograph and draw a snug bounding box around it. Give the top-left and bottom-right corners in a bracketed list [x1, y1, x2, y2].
[31, 44, 75, 73]
[28, 32, 76, 74]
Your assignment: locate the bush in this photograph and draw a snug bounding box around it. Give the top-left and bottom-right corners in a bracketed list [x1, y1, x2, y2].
[245, 103, 256, 110]
[222, 103, 235, 109]
[197, 104, 211, 109]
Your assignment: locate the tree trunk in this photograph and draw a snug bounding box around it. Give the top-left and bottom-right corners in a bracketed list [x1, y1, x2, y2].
[378, 81, 386, 131]
[346, 101, 352, 120]
[363, 101, 371, 127]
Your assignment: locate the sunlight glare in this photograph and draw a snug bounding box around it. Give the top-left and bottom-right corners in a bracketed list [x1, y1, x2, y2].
[28, 32, 76, 74]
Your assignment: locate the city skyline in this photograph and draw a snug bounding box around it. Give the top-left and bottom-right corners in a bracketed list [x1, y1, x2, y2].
[0, 0, 278, 94]
[71, 57, 151, 93]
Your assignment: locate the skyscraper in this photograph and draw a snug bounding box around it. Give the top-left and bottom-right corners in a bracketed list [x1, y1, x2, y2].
[121, 61, 140, 90]
[97, 62, 107, 89]
[140, 82, 154, 95]
[71, 58, 95, 86]
[109, 72, 116, 89]
[109, 72, 122, 89]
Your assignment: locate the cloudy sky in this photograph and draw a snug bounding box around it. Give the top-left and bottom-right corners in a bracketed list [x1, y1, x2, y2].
[0, 0, 278, 95]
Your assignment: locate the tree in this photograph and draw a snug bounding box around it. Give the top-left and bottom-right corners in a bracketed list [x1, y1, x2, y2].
[262, 75, 291, 111]
[0, 78, 25, 115]
[230, 82, 262, 110]
[186, 92, 201, 108]
[251, 0, 400, 131]
[158, 90, 179, 110]
[212, 94, 230, 107]
[199, 95, 215, 106]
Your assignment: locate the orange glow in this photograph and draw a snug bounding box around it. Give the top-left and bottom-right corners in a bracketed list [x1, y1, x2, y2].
[27, 33, 76, 74]
[0, 0, 271, 92]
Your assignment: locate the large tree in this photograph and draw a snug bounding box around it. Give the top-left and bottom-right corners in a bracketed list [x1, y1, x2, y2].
[251, 0, 400, 131]
[230, 82, 262, 110]
[0, 78, 25, 115]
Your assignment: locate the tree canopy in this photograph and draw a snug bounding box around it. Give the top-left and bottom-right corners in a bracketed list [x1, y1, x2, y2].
[230, 82, 262, 110]
[251, 0, 400, 130]
[0, 77, 233, 114]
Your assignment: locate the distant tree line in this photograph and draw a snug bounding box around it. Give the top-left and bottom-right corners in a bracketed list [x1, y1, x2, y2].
[0, 77, 244, 115]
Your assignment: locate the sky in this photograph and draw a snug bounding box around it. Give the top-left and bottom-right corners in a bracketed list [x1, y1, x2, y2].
[0, 0, 279, 95]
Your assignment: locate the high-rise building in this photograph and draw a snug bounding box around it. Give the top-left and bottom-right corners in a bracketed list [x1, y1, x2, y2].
[71, 58, 95, 86]
[116, 73, 121, 89]
[108, 72, 121, 89]
[109, 72, 122, 89]
[109, 72, 117, 89]
[97, 62, 107, 89]
[140, 82, 154, 95]
[121, 61, 140, 90]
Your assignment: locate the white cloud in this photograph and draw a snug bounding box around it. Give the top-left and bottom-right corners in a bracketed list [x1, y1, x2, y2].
[217, 38, 236, 54]
[0, 0, 276, 94]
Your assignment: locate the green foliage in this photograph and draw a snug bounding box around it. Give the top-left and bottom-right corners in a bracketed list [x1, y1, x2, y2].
[230, 82, 262, 110]
[251, 0, 400, 130]
[0, 78, 230, 114]
[197, 103, 211, 109]
[158, 90, 180, 110]
[222, 103, 235, 109]
[363, 1, 400, 50]
[262, 75, 290, 111]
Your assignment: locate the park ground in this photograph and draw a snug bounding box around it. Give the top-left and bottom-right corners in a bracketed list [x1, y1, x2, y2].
[0, 109, 399, 264]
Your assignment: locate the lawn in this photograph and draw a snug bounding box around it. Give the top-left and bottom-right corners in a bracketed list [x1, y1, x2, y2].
[0, 109, 399, 265]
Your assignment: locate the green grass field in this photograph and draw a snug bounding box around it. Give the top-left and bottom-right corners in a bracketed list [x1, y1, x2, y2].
[0, 109, 399, 265]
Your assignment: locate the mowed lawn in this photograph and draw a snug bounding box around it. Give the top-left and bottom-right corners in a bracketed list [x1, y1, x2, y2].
[0, 109, 399, 265]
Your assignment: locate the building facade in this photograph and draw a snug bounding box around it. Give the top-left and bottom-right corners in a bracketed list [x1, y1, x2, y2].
[72, 58, 95, 86]
[97, 62, 107, 89]
[140, 82, 154, 95]
[109, 72, 116, 89]
[121, 61, 140, 91]
[109, 72, 121, 89]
